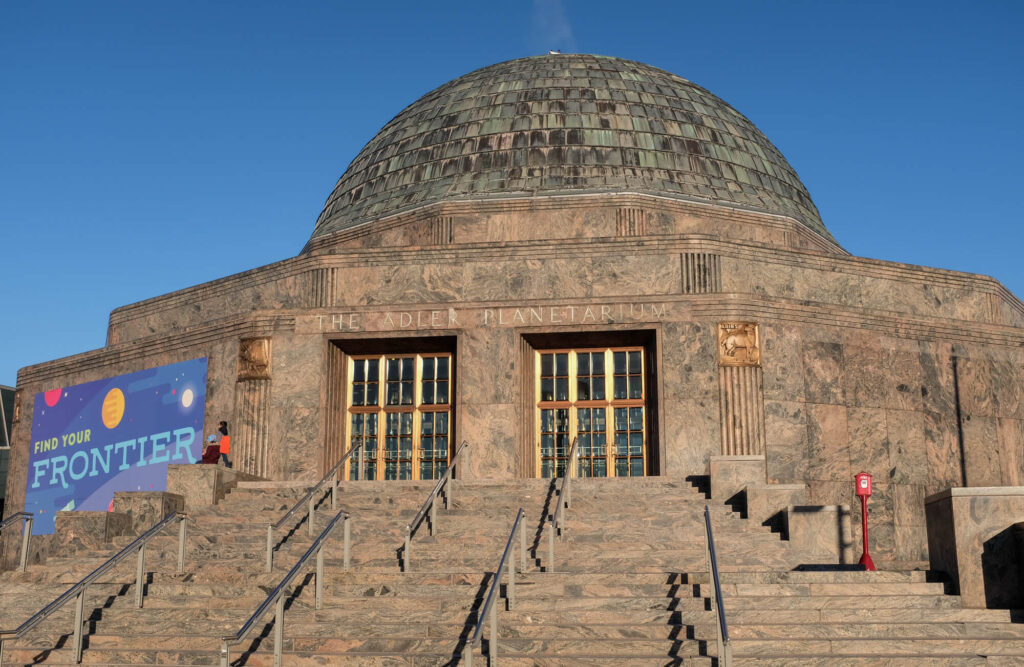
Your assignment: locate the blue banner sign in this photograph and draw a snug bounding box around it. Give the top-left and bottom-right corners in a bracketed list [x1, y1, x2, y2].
[26, 358, 208, 534]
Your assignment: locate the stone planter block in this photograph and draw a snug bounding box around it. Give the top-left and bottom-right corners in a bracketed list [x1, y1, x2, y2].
[166, 464, 263, 509]
[112, 491, 185, 535]
[55, 511, 131, 551]
[925, 486, 1024, 608]
[745, 483, 806, 526]
[785, 504, 854, 564]
[709, 455, 766, 502]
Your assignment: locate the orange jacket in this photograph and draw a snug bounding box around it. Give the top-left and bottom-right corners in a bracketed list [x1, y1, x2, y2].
[219, 435, 231, 455]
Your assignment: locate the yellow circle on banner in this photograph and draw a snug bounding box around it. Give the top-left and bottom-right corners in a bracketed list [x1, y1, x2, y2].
[101, 388, 125, 429]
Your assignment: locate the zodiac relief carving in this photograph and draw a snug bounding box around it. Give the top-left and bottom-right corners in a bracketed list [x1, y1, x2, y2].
[718, 322, 761, 367]
[238, 338, 272, 381]
[12, 388, 22, 424]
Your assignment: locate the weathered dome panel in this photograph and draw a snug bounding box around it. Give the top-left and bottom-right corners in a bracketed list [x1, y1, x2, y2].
[310, 54, 829, 243]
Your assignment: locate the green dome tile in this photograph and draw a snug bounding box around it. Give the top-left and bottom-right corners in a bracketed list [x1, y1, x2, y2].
[309, 54, 830, 243]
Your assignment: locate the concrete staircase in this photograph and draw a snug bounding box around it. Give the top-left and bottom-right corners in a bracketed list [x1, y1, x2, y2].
[1, 475, 1022, 665]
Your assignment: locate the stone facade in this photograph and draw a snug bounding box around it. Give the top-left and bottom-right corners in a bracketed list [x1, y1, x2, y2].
[5, 56, 1024, 571]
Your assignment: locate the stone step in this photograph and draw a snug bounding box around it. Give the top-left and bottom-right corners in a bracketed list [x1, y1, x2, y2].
[469, 658, 713, 667]
[0, 651, 711, 667]
[16, 621, 710, 648]
[0, 647, 454, 666]
[10, 580, 694, 600]
[698, 570, 929, 584]
[724, 595, 963, 610]
[10, 473, 1024, 666]
[719, 582, 947, 598]
[728, 607, 1015, 624]
[732, 658, 988, 666]
[730, 637, 1024, 656]
[2, 568, 934, 590]
[1, 637, 706, 662]
[729, 622, 1024, 640]
[309, 637, 704, 657]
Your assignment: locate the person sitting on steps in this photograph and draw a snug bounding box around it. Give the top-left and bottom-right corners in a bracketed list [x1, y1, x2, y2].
[200, 435, 220, 464]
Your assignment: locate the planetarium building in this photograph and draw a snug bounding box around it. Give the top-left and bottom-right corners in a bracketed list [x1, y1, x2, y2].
[6, 54, 1024, 571]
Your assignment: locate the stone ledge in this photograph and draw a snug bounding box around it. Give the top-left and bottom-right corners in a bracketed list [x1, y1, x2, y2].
[17, 314, 295, 385]
[926, 486, 1024, 503]
[304, 191, 831, 254]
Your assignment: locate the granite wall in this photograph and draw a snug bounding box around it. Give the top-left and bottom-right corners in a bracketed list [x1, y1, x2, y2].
[761, 324, 1024, 566]
[6, 194, 1024, 570]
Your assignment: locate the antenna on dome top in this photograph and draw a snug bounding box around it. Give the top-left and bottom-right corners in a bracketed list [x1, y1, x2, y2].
[548, 49, 561, 55]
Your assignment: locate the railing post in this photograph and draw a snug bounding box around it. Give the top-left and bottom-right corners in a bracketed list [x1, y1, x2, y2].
[331, 474, 338, 511]
[448, 458, 456, 508]
[556, 486, 564, 535]
[177, 514, 187, 575]
[315, 547, 324, 610]
[307, 495, 315, 537]
[488, 596, 498, 666]
[404, 526, 411, 573]
[705, 508, 726, 666]
[358, 445, 365, 480]
[19, 516, 32, 572]
[429, 497, 438, 536]
[565, 472, 572, 509]
[266, 524, 274, 573]
[464, 643, 473, 667]
[135, 544, 146, 608]
[508, 532, 516, 610]
[219, 640, 229, 667]
[548, 520, 555, 573]
[273, 594, 285, 667]
[343, 514, 351, 571]
[519, 517, 527, 573]
[72, 587, 86, 663]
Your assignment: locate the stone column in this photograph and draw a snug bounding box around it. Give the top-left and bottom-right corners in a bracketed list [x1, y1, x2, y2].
[234, 338, 273, 477]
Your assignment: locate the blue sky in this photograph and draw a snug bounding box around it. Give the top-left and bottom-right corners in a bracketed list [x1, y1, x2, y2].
[2, 1, 1022, 386]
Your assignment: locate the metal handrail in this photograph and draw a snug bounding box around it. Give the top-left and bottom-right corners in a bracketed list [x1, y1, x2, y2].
[704, 505, 732, 667]
[547, 436, 579, 571]
[404, 441, 469, 572]
[0, 511, 188, 664]
[463, 508, 526, 667]
[266, 442, 362, 572]
[222, 507, 351, 667]
[0, 512, 33, 572]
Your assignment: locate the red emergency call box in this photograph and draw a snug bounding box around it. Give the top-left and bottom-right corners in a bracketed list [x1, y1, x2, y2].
[855, 471, 872, 497]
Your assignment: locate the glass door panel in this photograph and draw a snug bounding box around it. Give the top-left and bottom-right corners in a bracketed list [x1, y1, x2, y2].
[539, 408, 570, 478]
[349, 412, 377, 480]
[613, 406, 645, 477]
[420, 410, 449, 480]
[384, 411, 414, 480]
[577, 407, 607, 477]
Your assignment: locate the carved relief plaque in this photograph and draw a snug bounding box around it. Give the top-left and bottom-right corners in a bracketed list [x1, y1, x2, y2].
[718, 322, 761, 367]
[238, 338, 272, 381]
[12, 388, 22, 424]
